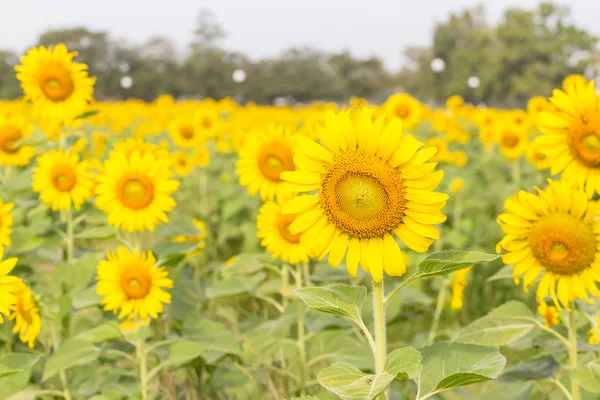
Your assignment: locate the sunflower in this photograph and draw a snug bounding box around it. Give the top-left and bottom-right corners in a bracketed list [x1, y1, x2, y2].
[537, 301, 560, 328]
[446, 95, 464, 113]
[257, 200, 310, 265]
[449, 178, 464, 193]
[527, 96, 550, 117]
[96, 246, 173, 320]
[195, 109, 220, 138]
[193, 146, 211, 167]
[172, 219, 207, 248]
[451, 150, 468, 167]
[0, 247, 20, 323]
[168, 119, 205, 149]
[383, 93, 422, 130]
[497, 124, 528, 160]
[535, 80, 600, 196]
[236, 124, 298, 201]
[15, 44, 95, 123]
[281, 109, 448, 282]
[110, 137, 169, 160]
[0, 113, 35, 166]
[9, 282, 41, 348]
[496, 179, 600, 309]
[425, 138, 450, 162]
[526, 140, 552, 170]
[588, 317, 600, 344]
[0, 200, 14, 249]
[451, 267, 471, 311]
[32, 150, 94, 210]
[562, 74, 587, 92]
[171, 151, 193, 177]
[95, 151, 179, 232]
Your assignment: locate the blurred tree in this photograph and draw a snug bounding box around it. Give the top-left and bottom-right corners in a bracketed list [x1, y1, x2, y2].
[0, 50, 20, 99]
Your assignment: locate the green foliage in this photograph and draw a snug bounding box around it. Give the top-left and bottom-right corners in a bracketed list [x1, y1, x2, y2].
[295, 284, 367, 325]
[0, 353, 41, 378]
[416, 250, 499, 278]
[571, 361, 600, 393]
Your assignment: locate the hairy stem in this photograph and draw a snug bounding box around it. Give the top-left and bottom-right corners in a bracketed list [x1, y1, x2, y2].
[373, 278, 387, 400]
[568, 310, 579, 400]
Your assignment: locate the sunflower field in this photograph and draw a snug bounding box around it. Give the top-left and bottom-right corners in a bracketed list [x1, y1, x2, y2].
[2, 43, 600, 400]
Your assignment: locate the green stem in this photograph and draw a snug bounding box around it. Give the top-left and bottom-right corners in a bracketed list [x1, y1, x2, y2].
[296, 267, 307, 395]
[302, 262, 312, 286]
[568, 311, 579, 400]
[383, 272, 417, 306]
[281, 263, 290, 308]
[373, 278, 387, 400]
[51, 325, 72, 400]
[428, 280, 449, 343]
[138, 338, 149, 400]
[511, 160, 521, 190]
[65, 207, 74, 262]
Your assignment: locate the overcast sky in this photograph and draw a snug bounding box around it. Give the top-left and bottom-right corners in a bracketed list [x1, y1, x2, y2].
[1, 0, 598, 70]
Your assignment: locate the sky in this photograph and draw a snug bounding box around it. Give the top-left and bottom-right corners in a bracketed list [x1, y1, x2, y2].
[1, 0, 598, 70]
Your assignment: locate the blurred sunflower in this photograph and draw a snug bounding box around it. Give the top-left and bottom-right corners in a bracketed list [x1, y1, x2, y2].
[527, 96, 550, 117]
[535, 80, 600, 196]
[110, 137, 169, 160]
[451, 267, 471, 310]
[171, 151, 193, 177]
[168, 119, 204, 149]
[449, 178, 464, 193]
[425, 138, 450, 162]
[497, 124, 528, 160]
[526, 140, 552, 170]
[497, 179, 600, 309]
[588, 317, 600, 344]
[0, 200, 14, 249]
[15, 44, 95, 122]
[95, 151, 179, 232]
[383, 93, 422, 130]
[172, 219, 207, 248]
[10, 282, 41, 348]
[32, 150, 94, 210]
[96, 246, 173, 320]
[236, 124, 298, 201]
[450, 150, 468, 167]
[281, 109, 447, 282]
[538, 301, 560, 328]
[0, 247, 20, 323]
[445, 95, 464, 113]
[0, 114, 35, 166]
[257, 200, 310, 265]
[193, 146, 210, 167]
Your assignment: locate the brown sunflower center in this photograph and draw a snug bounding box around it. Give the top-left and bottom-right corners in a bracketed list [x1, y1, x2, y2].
[200, 116, 213, 129]
[501, 132, 520, 148]
[117, 175, 155, 209]
[320, 149, 406, 238]
[16, 296, 34, 324]
[394, 104, 410, 119]
[534, 151, 547, 161]
[51, 165, 77, 192]
[0, 127, 22, 154]
[120, 266, 152, 299]
[528, 213, 597, 275]
[277, 213, 301, 243]
[568, 113, 600, 167]
[39, 64, 75, 102]
[179, 124, 195, 140]
[258, 141, 295, 181]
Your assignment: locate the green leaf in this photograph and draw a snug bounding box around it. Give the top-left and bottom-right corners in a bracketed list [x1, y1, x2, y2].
[183, 319, 242, 363]
[287, 396, 320, 400]
[205, 273, 266, 299]
[486, 265, 514, 282]
[571, 361, 600, 393]
[14, 129, 46, 147]
[0, 369, 32, 399]
[416, 250, 499, 278]
[71, 286, 103, 309]
[2, 169, 32, 193]
[54, 253, 99, 292]
[0, 353, 41, 378]
[152, 241, 200, 259]
[478, 382, 534, 400]
[42, 339, 100, 381]
[499, 356, 559, 382]
[454, 301, 537, 346]
[75, 322, 121, 342]
[417, 341, 506, 399]
[384, 347, 422, 380]
[75, 226, 116, 239]
[295, 284, 367, 324]
[75, 109, 100, 119]
[163, 341, 208, 368]
[317, 362, 391, 400]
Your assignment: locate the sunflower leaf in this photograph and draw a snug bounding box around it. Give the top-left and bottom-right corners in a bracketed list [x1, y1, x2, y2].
[571, 361, 600, 393]
[0, 353, 42, 378]
[416, 250, 499, 278]
[295, 284, 367, 325]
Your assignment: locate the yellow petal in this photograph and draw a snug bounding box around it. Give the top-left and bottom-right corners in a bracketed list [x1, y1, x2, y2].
[382, 234, 405, 277]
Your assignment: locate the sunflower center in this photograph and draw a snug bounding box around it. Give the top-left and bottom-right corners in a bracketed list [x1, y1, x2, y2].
[200, 116, 213, 129]
[528, 213, 597, 275]
[568, 113, 600, 167]
[117, 175, 155, 210]
[320, 149, 406, 238]
[39, 64, 75, 102]
[120, 267, 152, 300]
[502, 133, 520, 148]
[16, 298, 33, 324]
[0, 127, 21, 154]
[258, 141, 295, 181]
[534, 151, 547, 161]
[51, 165, 77, 192]
[278, 213, 301, 244]
[179, 124, 195, 140]
[394, 104, 410, 119]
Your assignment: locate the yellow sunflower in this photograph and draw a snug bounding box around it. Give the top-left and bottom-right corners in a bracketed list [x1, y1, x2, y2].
[446, 95, 464, 113]
[496, 179, 600, 310]
[10, 281, 42, 348]
[449, 178, 464, 193]
[32, 150, 94, 210]
[193, 146, 211, 167]
[451, 267, 471, 311]
[425, 138, 450, 162]
[527, 96, 550, 117]
[96, 246, 173, 320]
[588, 317, 600, 344]
[383, 93, 422, 130]
[0, 200, 14, 249]
[171, 151, 193, 177]
[110, 137, 169, 160]
[15, 44, 95, 123]
[497, 124, 528, 160]
[537, 301, 560, 328]
[535, 80, 600, 196]
[168, 119, 205, 149]
[562, 74, 587, 92]
[236, 124, 298, 201]
[0, 247, 20, 323]
[0, 113, 35, 166]
[172, 219, 207, 248]
[95, 151, 179, 232]
[526, 140, 552, 170]
[281, 109, 448, 282]
[257, 201, 310, 265]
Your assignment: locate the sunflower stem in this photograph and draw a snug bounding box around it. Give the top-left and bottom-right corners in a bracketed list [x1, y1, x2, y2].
[65, 207, 74, 263]
[428, 279, 449, 343]
[137, 338, 149, 400]
[281, 263, 290, 308]
[296, 266, 308, 395]
[51, 325, 72, 400]
[511, 160, 521, 189]
[373, 278, 387, 400]
[568, 310, 580, 400]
